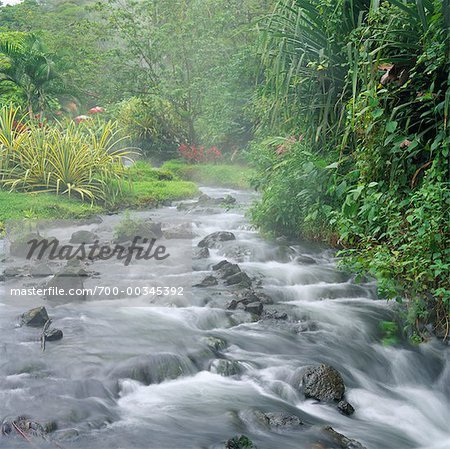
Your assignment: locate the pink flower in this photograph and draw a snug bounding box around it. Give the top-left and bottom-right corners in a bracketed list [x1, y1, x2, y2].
[74, 115, 92, 123]
[88, 106, 105, 114]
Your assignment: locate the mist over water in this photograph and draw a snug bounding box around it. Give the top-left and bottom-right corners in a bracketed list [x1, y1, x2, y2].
[0, 187, 449, 448]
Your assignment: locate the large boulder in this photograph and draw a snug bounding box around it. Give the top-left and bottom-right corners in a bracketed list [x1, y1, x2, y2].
[225, 272, 252, 288]
[198, 231, 236, 248]
[302, 364, 345, 402]
[213, 260, 241, 279]
[21, 306, 49, 327]
[244, 302, 263, 316]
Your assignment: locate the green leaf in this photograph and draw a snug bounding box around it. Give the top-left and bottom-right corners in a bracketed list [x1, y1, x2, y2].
[386, 121, 398, 133]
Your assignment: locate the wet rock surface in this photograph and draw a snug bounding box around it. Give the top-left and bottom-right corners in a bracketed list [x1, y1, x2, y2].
[198, 231, 236, 248]
[21, 306, 49, 327]
[302, 364, 346, 402]
[193, 247, 210, 259]
[70, 230, 98, 244]
[337, 400, 355, 416]
[44, 328, 64, 342]
[195, 275, 218, 287]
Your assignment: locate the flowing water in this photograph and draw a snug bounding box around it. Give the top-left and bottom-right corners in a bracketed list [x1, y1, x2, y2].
[0, 186, 449, 449]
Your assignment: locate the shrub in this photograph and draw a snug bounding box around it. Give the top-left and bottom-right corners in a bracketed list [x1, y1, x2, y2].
[114, 96, 187, 159]
[0, 105, 132, 203]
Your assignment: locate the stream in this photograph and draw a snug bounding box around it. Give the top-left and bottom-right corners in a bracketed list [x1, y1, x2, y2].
[0, 186, 449, 449]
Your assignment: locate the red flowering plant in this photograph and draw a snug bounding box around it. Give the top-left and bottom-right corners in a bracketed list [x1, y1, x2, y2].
[178, 144, 223, 163]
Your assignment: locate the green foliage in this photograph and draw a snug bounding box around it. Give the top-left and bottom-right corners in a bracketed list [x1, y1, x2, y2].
[0, 105, 132, 203]
[162, 160, 253, 190]
[379, 320, 400, 346]
[252, 0, 450, 339]
[226, 435, 255, 449]
[250, 136, 338, 240]
[114, 97, 187, 159]
[0, 189, 103, 234]
[128, 180, 198, 206]
[93, 0, 268, 150]
[117, 160, 198, 207]
[0, 32, 64, 116]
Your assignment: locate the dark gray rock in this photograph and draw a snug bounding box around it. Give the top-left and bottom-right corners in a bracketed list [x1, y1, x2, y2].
[83, 215, 103, 225]
[322, 426, 367, 449]
[225, 272, 252, 288]
[198, 231, 236, 248]
[263, 411, 303, 429]
[227, 299, 239, 310]
[244, 302, 263, 316]
[262, 311, 288, 320]
[21, 306, 50, 327]
[337, 400, 355, 416]
[204, 336, 228, 352]
[222, 194, 237, 205]
[194, 275, 218, 287]
[236, 290, 262, 305]
[193, 247, 210, 259]
[197, 193, 237, 207]
[302, 364, 345, 402]
[45, 328, 63, 342]
[212, 260, 230, 271]
[69, 230, 98, 244]
[210, 359, 243, 376]
[217, 262, 241, 279]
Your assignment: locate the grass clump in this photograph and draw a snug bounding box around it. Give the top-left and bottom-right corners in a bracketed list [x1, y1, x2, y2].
[0, 190, 104, 233]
